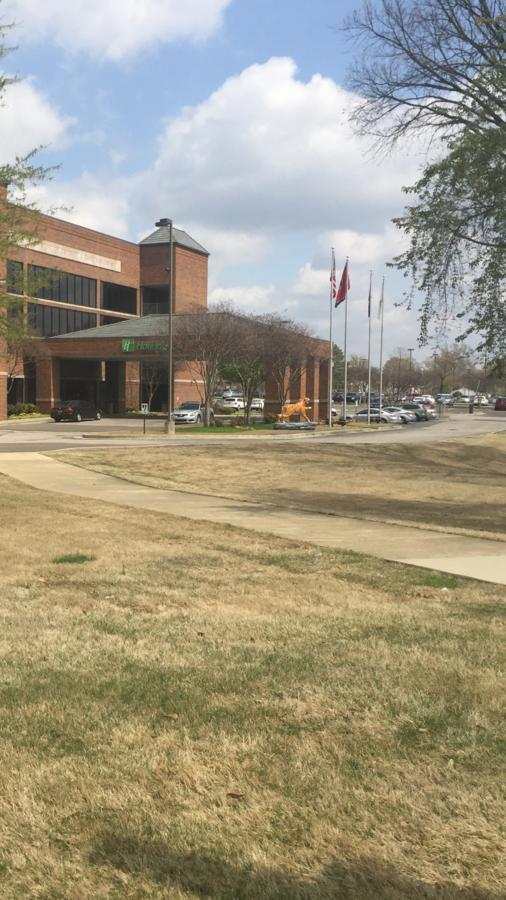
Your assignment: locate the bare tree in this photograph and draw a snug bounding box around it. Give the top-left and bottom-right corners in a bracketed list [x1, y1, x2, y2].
[344, 0, 505, 149]
[422, 344, 478, 393]
[259, 315, 313, 408]
[141, 361, 167, 411]
[343, 1, 506, 364]
[175, 304, 241, 425]
[382, 351, 423, 399]
[219, 316, 266, 425]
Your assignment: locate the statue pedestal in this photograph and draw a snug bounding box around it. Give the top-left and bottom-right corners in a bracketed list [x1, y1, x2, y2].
[272, 421, 317, 431]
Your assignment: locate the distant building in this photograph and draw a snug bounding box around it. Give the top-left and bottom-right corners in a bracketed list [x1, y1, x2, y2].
[1, 204, 209, 417]
[1, 199, 329, 420]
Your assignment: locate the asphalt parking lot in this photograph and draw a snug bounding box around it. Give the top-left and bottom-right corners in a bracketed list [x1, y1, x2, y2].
[0, 408, 505, 453]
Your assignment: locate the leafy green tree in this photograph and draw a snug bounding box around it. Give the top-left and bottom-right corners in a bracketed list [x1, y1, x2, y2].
[332, 343, 345, 391]
[344, 0, 506, 364]
[394, 125, 505, 361]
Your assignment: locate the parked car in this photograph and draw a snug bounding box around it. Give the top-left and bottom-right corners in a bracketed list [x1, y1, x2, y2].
[171, 402, 210, 424]
[51, 399, 101, 422]
[494, 396, 506, 410]
[354, 408, 403, 424]
[217, 395, 245, 411]
[435, 394, 454, 406]
[250, 397, 264, 411]
[382, 405, 416, 423]
[397, 401, 429, 421]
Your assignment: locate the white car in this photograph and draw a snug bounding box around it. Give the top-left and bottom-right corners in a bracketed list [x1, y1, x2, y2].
[250, 397, 264, 411]
[217, 395, 245, 411]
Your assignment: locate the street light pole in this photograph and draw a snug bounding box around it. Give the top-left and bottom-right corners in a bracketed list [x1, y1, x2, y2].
[407, 347, 414, 397]
[156, 217, 175, 436]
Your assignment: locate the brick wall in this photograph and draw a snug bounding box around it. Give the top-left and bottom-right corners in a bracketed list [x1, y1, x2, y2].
[140, 243, 208, 312]
[10, 214, 140, 288]
[174, 247, 208, 312]
[0, 255, 7, 419]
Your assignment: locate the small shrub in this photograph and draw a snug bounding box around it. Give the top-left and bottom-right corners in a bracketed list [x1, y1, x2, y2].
[8, 402, 39, 417]
[264, 413, 278, 424]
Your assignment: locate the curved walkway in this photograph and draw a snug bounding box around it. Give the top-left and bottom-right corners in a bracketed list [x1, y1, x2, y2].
[0, 452, 505, 586]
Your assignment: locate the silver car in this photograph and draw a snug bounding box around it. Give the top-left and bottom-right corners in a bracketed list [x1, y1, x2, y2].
[354, 408, 403, 424]
[171, 402, 207, 424]
[382, 406, 417, 423]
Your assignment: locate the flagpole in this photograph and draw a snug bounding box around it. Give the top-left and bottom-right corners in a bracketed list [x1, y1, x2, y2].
[378, 276, 385, 414]
[342, 257, 349, 423]
[328, 248, 334, 430]
[367, 269, 372, 425]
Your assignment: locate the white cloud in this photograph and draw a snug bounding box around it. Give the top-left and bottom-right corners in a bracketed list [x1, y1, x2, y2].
[9, 0, 233, 61]
[24, 56, 427, 357]
[0, 78, 73, 163]
[142, 57, 423, 233]
[208, 284, 276, 313]
[326, 226, 407, 266]
[184, 226, 268, 281]
[29, 173, 132, 237]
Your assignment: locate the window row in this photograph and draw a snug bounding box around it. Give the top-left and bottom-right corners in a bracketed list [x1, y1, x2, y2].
[28, 265, 97, 308]
[6, 260, 23, 294]
[7, 261, 138, 316]
[102, 282, 137, 315]
[28, 304, 97, 337]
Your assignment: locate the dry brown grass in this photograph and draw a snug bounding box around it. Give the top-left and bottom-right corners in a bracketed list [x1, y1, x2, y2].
[0, 474, 504, 898]
[57, 432, 506, 539]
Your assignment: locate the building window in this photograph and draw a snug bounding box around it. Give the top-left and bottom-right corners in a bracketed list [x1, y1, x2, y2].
[27, 265, 97, 307]
[101, 282, 137, 315]
[6, 260, 23, 294]
[28, 303, 97, 336]
[142, 286, 168, 316]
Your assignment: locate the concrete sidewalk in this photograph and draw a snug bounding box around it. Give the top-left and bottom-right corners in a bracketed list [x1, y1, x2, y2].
[1, 452, 505, 586]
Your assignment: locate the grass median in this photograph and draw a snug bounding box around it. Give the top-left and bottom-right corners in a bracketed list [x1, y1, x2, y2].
[0, 474, 504, 897]
[56, 431, 506, 539]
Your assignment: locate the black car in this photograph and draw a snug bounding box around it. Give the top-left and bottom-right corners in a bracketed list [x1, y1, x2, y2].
[51, 400, 101, 422]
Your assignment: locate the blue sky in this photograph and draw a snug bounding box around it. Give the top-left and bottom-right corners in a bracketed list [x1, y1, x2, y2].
[2, 0, 444, 361]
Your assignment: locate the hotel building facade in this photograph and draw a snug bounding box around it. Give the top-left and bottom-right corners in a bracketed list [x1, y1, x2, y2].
[1, 204, 330, 420]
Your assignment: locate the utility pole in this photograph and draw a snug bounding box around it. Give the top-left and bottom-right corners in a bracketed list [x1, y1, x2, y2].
[407, 347, 414, 398]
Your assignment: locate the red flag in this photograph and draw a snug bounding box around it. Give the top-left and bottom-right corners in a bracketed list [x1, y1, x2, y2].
[335, 259, 350, 308]
[330, 249, 337, 303]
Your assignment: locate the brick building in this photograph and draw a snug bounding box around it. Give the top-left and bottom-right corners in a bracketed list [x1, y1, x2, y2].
[0, 211, 209, 418]
[1, 206, 330, 420]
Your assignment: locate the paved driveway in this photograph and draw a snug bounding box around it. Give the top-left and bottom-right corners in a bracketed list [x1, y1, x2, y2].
[0, 409, 505, 452]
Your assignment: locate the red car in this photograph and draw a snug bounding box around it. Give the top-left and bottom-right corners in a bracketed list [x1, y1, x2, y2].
[494, 396, 506, 410]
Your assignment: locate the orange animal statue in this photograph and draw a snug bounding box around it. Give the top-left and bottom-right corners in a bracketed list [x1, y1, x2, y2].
[278, 397, 312, 423]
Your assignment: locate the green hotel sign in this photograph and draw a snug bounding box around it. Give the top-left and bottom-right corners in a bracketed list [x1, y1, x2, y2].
[121, 339, 169, 353]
